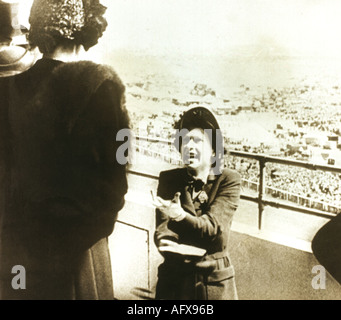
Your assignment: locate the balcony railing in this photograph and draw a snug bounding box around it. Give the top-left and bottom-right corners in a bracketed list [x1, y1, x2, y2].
[241, 179, 341, 215]
[130, 136, 340, 229]
[229, 150, 340, 229]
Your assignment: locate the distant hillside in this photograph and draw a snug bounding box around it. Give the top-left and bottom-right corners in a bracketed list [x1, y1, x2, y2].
[101, 49, 341, 96]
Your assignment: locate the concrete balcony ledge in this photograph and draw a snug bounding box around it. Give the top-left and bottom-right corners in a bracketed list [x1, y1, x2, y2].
[110, 174, 341, 300]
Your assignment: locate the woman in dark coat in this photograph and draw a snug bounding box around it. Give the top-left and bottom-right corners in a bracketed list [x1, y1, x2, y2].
[153, 107, 241, 300]
[0, 0, 130, 300]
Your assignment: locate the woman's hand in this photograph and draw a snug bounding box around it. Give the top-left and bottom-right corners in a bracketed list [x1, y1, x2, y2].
[152, 192, 187, 221]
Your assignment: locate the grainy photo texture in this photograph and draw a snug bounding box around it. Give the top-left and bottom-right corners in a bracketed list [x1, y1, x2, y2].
[1, 0, 341, 301]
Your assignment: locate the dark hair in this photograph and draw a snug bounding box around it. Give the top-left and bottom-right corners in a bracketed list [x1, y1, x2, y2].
[28, 0, 108, 54]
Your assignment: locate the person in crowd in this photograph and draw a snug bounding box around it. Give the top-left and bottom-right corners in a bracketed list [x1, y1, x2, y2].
[153, 106, 241, 300]
[0, 0, 130, 299]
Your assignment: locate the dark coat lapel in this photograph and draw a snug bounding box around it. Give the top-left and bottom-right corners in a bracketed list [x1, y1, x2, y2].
[177, 168, 197, 216]
[178, 169, 220, 216]
[181, 185, 197, 216]
[204, 176, 218, 206]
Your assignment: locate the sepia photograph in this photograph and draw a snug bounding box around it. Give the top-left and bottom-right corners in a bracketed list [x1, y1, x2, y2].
[1, 0, 341, 302]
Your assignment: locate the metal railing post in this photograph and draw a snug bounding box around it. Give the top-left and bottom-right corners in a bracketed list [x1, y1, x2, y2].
[258, 158, 266, 230]
[131, 137, 341, 220]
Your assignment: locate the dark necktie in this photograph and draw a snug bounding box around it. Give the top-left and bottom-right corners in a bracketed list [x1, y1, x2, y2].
[188, 179, 204, 193]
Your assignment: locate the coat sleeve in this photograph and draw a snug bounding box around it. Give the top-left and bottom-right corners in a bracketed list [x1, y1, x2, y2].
[37, 79, 129, 252]
[168, 170, 241, 248]
[154, 171, 180, 248]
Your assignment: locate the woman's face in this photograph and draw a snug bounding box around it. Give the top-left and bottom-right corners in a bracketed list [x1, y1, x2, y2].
[181, 128, 214, 171]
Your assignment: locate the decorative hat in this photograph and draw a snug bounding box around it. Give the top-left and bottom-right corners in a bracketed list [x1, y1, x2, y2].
[29, 0, 85, 41]
[28, 0, 107, 52]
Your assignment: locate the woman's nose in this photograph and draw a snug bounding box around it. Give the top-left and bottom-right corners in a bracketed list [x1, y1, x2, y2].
[187, 138, 195, 148]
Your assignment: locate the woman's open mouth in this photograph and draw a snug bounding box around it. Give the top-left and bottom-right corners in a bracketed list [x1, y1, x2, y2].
[189, 152, 196, 159]
[188, 152, 200, 162]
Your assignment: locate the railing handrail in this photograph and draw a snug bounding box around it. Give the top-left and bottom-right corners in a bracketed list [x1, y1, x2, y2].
[229, 150, 341, 174]
[127, 168, 337, 221]
[135, 135, 173, 144]
[134, 135, 341, 173]
[130, 135, 340, 228]
[242, 178, 341, 208]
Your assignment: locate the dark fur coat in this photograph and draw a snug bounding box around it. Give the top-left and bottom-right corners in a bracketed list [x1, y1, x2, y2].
[0, 58, 129, 299]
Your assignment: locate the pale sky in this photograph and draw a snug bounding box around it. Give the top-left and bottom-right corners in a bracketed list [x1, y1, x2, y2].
[18, 0, 341, 57]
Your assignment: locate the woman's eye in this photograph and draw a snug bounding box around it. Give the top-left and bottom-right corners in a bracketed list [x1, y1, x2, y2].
[182, 136, 190, 144]
[193, 137, 202, 143]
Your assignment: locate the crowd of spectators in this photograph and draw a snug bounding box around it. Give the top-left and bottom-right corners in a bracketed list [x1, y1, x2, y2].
[251, 83, 341, 138]
[227, 156, 341, 212]
[127, 79, 341, 213]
